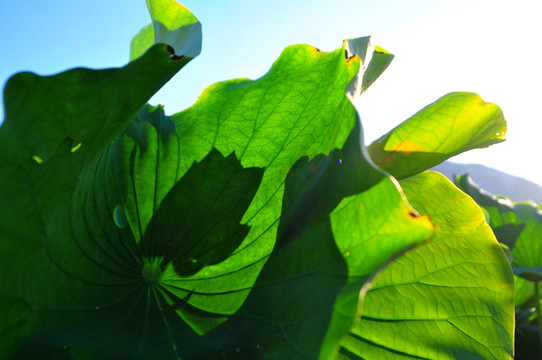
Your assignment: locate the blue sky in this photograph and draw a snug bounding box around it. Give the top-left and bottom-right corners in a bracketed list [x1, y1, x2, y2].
[1, 0, 541, 187]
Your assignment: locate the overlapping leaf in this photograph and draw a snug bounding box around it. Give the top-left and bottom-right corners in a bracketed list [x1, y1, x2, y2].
[0, 1, 436, 357]
[130, 0, 202, 61]
[368, 92, 506, 180]
[0, 0, 200, 356]
[456, 174, 542, 306]
[340, 172, 514, 359]
[0, 0, 517, 358]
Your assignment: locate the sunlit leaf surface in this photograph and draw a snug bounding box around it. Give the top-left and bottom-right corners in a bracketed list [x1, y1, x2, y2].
[0, 0, 515, 358]
[368, 92, 506, 180]
[456, 174, 542, 306]
[130, 0, 202, 61]
[340, 172, 514, 360]
[0, 15, 434, 360]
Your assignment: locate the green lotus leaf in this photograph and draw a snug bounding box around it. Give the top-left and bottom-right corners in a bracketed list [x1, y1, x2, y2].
[339, 172, 514, 359]
[368, 92, 506, 180]
[130, 0, 202, 61]
[456, 174, 542, 306]
[344, 37, 394, 100]
[0, 0, 516, 357]
[0, 26, 436, 358]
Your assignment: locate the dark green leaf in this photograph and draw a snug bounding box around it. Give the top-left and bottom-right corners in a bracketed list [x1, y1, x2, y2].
[514, 267, 542, 282]
[0, 29, 433, 358]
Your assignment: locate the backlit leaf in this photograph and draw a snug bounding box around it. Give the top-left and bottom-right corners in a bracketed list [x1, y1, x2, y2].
[340, 172, 514, 359]
[368, 92, 506, 180]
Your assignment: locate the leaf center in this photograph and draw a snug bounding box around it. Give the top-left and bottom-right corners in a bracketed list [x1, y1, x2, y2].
[142, 262, 162, 284]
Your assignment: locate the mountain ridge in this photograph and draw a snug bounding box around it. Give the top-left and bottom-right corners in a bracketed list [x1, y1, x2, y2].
[431, 161, 542, 204]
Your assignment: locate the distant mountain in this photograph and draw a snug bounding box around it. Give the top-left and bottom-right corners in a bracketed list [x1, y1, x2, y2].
[431, 161, 542, 204]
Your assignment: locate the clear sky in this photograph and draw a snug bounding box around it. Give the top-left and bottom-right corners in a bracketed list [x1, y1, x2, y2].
[1, 0, 541, 187]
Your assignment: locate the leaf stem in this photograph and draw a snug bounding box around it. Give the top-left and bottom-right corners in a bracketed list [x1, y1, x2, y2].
[535, 280, 542, 355]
